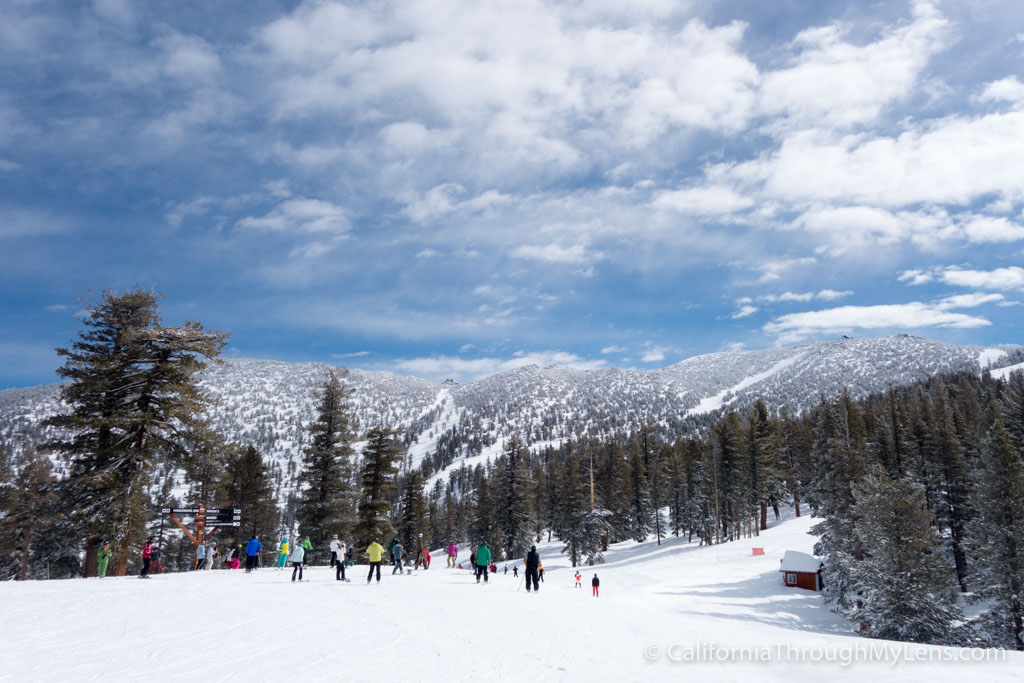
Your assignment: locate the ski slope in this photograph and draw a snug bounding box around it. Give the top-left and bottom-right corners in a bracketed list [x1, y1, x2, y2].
[2, 512, 1020, 682]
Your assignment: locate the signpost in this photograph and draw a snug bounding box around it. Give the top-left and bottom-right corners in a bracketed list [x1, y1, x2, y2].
[160, 506, 243, 561]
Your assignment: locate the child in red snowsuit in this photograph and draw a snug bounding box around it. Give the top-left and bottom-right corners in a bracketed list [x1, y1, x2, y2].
[592, 574, 599, 597]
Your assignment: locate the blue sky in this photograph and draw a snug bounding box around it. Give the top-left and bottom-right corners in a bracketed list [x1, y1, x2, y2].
[2, 0, 1023, 388]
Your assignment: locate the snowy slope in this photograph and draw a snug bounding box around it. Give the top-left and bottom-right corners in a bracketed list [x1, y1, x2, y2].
[1, 510, 1019, 682]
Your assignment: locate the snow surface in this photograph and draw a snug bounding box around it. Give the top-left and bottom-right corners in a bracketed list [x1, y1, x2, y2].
[978, 348, 1008, 369]
[3, 511, 1020, 682]
[990, 362, 1024, 381]
[780, 550, 822, 573]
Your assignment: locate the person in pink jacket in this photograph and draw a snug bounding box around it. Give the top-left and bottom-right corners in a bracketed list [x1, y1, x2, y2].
[446, 542, 458, 568]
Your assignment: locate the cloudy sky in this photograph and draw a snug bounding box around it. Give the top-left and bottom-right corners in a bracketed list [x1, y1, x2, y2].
[2, 0, 1023, 387]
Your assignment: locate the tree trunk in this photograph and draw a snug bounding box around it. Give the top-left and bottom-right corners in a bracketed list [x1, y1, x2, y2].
[760, 501, 768, 530]
[17, 525, 32, 581]
[84, 536, 101, 578]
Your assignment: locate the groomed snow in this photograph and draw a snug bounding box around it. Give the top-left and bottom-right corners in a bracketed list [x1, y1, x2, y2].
[2, 511, 1020, 681]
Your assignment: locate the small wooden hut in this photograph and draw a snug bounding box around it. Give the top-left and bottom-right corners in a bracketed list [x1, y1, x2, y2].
[779, 550, 823, 591]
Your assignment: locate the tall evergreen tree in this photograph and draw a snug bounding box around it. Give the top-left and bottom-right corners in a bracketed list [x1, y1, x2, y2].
[45, 288, 226, 575]
[354, 426, 402, 551]
[297, 370, 357, 551]
[494, 435, 535, 559]
[397, 470, 430, 556]
[849, 470, 962, 644]
[627, 432, 652, 542]
[220, 444, 279, 540]
[966, 415, 1024, 650]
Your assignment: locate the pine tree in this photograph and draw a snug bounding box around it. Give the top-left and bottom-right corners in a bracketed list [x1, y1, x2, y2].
[0, 449, 57, 580]
[627, 432, 652, 542]
[354, 426, 402, 551]
[966, 415, 1024, 650]
[296, 370, 358, 551]
[397, 470, 430, 556]
[220, 444, 279, 540]
[45, 288, 227, 576]
[494, 435, 535, 559]
[849, 469, 962, 644]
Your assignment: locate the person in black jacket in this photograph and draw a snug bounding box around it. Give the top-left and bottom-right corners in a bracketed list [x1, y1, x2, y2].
[525, 545, 540, 592]
[592, 574, 600, 597]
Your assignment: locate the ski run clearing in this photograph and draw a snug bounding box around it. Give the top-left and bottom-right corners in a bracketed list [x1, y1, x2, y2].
[2, 512, 1021, 682]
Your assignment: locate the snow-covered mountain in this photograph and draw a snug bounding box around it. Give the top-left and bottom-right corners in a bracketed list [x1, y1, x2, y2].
[1, 335, 1020, 490]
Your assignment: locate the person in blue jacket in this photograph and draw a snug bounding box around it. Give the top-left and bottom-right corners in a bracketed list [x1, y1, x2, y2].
[245, 535, 263, 573]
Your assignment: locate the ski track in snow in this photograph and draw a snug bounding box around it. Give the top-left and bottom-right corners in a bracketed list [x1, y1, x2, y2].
[3, 512, 1021, 682]
[685, 353, 807, 418]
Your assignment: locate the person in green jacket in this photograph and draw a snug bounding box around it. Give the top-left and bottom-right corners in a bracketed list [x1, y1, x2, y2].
[475, 542, 491, 584]
[96, 540, 112, 578]
[301, 536, 313, 566]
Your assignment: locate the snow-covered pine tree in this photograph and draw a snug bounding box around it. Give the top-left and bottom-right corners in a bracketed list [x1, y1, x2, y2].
[494, 435, 535, 560]
[849, 469, 962, 644]
[627, 432, 652, 542]
[297, 370, 357, 551]
[0, 449, 57, 580]
[354, 426, 402, 552]
[397, 470, 430, 556]
[711, 411, 747, 542]
[809, 393, 867, 611]
[553, 449, 609, 566]
[45, 288, 227, 576]
[746, 400, 786, 531]
[966, 414, 1024, 650]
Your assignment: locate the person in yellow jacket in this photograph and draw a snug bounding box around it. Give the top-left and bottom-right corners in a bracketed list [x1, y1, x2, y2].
[366, 538, 385, 583]
[276, 539, 289, 569]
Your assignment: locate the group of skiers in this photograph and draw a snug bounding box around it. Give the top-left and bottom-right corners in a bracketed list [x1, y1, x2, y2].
[131, 535, 600, 595]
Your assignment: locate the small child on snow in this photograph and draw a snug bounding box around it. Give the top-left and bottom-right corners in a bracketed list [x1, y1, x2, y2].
[575, 571, 581, 588]
[592, 574, 599, 597]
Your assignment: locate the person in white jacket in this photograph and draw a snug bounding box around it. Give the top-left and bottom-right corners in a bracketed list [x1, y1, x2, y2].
[289, 543, 305, 582]
[330, 536, 348, 581]
[205, 543, 217, 570]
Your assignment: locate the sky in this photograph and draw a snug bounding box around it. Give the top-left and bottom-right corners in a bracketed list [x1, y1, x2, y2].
[1, 0, 1023, 388]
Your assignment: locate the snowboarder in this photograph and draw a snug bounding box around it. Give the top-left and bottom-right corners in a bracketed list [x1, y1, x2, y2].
[524, 545, 539, 592]
[366, 539, 385, 583]
[392, 541, 405, 575]
[446, 542, 458, 568]
[276, 539, 289, 569]
[140, 537, 154, 579]
[331, 536, 348, 581]
[575, 571, 581, 588]
[290, 542, 305, 582]
[301, 537, 313, 566]
[96, 541, 112, 578]
[592, 574, 599, 597]
[475, 542, 491, 583]
[245, 535, 262, 572]
[194, 542, 206, 570]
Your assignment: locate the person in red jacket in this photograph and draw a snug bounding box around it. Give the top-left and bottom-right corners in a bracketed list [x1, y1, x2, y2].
[140, 537, 154, 579]
[592, 574, 599, 597]
[420, 549, 431, 570]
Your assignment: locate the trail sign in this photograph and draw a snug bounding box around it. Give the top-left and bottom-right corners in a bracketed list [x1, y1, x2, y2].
[205, 522, 241, 527]
[162, 508, 201, 514]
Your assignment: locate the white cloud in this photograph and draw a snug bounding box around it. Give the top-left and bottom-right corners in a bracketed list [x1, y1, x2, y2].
[935, 292, 1005, 309]
[898, 269, 933, 285]
[652, 185, 754, 215]
[601, 345, 628, 354]
[962, 216, 1024, 243]
[764, 301, 991, 344]
[978, 76, 1024, 106]
[816, 289, 852, 301]
[732, 304, 759, 319]
[511, 242, 598, 266]
[641, 347, 668, 363]
[940, 266, 1024, 291]
[238, 198, 349, 235]
[758, 2, 950, 130]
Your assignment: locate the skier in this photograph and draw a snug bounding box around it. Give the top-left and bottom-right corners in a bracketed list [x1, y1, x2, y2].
[366, 538, 385, 583]
[470, 550, 477, 568]
[205, 543, 218, 570]
[331, 536, 348, 581]
[446, 541, 458, 568]
[276, 538, 289, 569]
[575, 571, 581, 588]
[524, 545, 540, 592]
[392, 540, 405, 575]
[504, 565, 508, 575]
[475, 542, 491, 584]
[226, 545, 238, 570]
[290, 541, 306, 582]
[195, 542, 206, 570]
[539, 564, 545, 583]
[96, 540, 112, 578]
[420, 549, 431, 570]
[301, 537, 313, 566]
[233, 544, 243, 570]
[513, 565, 518, 578]
[245, 535, 262, 573]
[140, 537, 154, 579]
[152, 544, 165, 574]
[592, 574, 599, 597]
